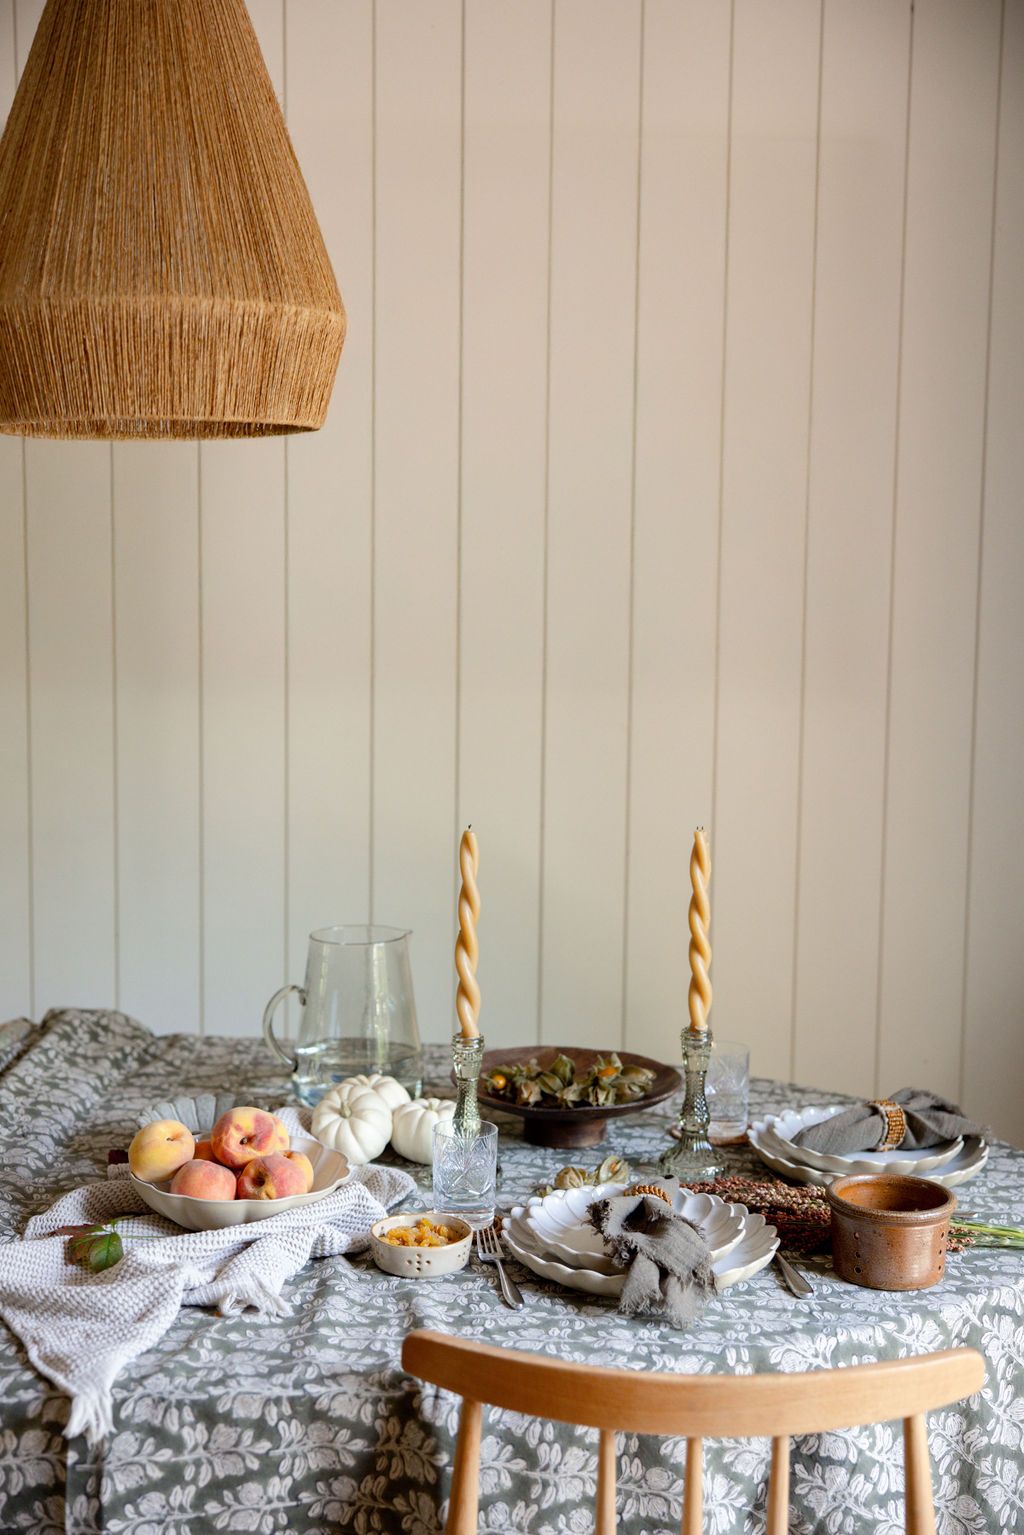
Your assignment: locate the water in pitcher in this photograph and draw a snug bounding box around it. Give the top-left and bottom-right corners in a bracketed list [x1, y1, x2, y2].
[293, 1037, 423, 1106]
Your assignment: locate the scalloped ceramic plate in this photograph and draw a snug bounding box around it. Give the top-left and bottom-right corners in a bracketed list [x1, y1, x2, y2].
[518, 1181, 744, 1272]
[748, 1125, 988, 1190]
[130, 1132, 351, 1231]
[502, 1204, 777, 1297]
[756, 1105, 964, 1177]
[757, 1118, 964, 1179]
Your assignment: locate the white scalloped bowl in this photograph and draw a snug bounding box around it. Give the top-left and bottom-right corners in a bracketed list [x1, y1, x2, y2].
[518, 1182, 745, 1272]
[130, 1132, 351, 1231]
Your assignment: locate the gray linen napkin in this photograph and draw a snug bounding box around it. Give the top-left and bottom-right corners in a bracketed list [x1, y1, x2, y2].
[793, 1088, 989, 1155]
[587, 1192, 716, 1328]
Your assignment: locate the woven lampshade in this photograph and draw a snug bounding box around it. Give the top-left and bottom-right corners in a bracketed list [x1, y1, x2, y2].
[0, 0, 346, 439]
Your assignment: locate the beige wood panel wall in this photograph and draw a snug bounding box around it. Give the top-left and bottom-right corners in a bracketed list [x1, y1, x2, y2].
[1, 0, 1021, 1143]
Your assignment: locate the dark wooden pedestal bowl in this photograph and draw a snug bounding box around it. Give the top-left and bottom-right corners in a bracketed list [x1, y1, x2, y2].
[474, 1045, 681, 1149]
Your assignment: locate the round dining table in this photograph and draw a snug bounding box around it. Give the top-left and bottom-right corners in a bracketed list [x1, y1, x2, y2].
[0, 1009, 1021, 1535]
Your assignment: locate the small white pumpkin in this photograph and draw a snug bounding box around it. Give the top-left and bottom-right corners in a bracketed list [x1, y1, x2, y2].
[333, 1072, 411, 1112]
[312, 1085, 392, 1165]
[390, 1097, 457, 1165]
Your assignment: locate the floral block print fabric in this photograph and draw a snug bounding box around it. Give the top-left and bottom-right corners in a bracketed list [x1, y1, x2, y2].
[0, 1010, 1022, 1535]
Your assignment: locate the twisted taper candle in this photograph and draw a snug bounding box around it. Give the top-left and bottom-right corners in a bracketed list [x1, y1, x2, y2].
[688, 827, 712, 1032]
[455, 827, 481, 1038]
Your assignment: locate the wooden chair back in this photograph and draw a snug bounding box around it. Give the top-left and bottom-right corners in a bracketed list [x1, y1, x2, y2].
[402, 1330, 984, 1535]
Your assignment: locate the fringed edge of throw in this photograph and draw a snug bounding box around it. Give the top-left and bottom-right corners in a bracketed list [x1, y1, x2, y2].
[215, 1275, 292, 1318]
[65, 1387, 115, 1446]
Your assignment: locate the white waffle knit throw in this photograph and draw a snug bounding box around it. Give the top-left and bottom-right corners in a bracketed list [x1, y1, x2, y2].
[0, 1150, 414, 1446]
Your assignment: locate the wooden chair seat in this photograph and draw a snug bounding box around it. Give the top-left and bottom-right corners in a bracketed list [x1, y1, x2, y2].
[402, 1329, 984, 1534]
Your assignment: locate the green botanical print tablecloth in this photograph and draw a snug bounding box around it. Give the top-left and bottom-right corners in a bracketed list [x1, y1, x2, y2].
[1, 1010, 1022, 1535]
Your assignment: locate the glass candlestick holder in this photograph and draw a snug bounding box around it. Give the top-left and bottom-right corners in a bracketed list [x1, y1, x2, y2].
[658, 1025, 725, 1182]
[451, 1032, 484, 1138]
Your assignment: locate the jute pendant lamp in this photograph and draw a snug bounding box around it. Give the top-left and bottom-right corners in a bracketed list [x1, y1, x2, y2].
[0, 0, 346, 439]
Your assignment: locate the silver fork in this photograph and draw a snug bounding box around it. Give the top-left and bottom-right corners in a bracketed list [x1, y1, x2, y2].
[476, 1223, 525, 1309]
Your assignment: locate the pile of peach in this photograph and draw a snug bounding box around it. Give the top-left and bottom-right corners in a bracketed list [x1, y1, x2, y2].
[127, 1107, 314, 1202]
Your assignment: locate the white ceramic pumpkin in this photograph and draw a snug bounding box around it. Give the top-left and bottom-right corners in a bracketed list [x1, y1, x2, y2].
[312, 1085, 392, 1165]
[390, 1097, 457, 1165]
[333, 1072, 411, 1112]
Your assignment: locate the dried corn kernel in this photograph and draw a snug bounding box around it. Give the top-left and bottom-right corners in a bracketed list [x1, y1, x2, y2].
[381, 1218, 456, 1248]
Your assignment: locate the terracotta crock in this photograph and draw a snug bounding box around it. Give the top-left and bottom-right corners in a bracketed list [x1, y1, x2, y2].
[827, 1174, 956, 1291]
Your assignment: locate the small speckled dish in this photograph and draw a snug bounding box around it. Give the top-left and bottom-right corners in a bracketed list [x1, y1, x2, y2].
[370, 1211, 472, 1278]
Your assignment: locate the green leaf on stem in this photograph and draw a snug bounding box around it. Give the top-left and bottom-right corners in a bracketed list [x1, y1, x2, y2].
[66, 1220, 125, 1272]
[85, 1231, 123, 1271]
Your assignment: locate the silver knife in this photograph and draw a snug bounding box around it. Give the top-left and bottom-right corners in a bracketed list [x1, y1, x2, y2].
[774, 1252, 813, 1297]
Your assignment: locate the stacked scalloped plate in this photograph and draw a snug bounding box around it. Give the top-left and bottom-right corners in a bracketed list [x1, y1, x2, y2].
[501, 1180, 779, 1298]
[749, 1105, 988, 1189]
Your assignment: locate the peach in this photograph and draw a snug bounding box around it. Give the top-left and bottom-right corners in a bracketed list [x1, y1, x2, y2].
[128, 1119, 196, 1183]
[193, 1139, 218, 1162]
[236, 1152, 308, 1201]
[283, 1150, 314, 1192]
[170, 1159, 236, 1200]
[211, 1106, 290, 1170]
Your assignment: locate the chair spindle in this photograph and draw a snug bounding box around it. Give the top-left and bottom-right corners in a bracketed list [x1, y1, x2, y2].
[447, 1398, 482, 1535]
[903, 1414, 937, 1535]
[767, 1435, 790, 1534]
[682, 1437, 703, 1535]
[596, 1427, 617, 1534]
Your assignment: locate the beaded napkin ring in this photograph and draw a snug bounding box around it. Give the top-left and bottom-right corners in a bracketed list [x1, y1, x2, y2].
[871, 1098, 907, 1150]
[626, 1183, 672, 1204]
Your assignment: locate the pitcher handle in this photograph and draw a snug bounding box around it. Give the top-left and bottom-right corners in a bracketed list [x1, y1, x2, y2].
[262, 983, 306, 1070]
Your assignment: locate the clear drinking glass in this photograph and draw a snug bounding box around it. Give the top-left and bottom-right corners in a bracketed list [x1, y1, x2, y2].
[432, 1119, 498, 1229]
[707, 1038, 750, 1144]
[262, 925, 423, 1106]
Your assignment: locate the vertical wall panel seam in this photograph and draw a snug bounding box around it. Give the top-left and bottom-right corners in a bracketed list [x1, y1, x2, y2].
[620, 0, 645, 1055]
[282, 435, 290, 992]
[13, 0, 35, 1023]
[20, 440, 35, 1020]
[873, 0, 916, 1096]
[282, 433, 290, 990]
[959, 0, 1007, 1107]
[282, 0, 290, 994]
[368, 0, 378, 925]
[535, 0, 556, 1047]
[109, 443, 121, 1011]
[709, 0, 735, 841]
[789, 0, 826, 1082]
[454, 0, 466, 994]
[197, 446, 205, 1037]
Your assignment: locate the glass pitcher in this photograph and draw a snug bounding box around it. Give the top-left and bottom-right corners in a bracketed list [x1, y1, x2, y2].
[262, 925, 423, 1106]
